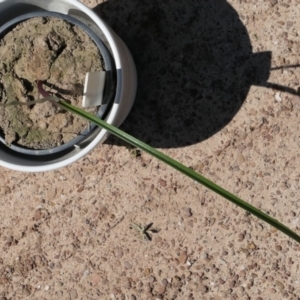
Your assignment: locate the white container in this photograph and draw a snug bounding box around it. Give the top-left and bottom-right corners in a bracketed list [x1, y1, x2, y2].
[0, 0, 137, 172]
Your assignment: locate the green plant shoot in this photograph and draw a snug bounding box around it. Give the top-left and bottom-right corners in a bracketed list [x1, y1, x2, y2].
[37, 81, 300, 244]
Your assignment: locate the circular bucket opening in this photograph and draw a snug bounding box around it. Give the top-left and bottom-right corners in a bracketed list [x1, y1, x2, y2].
[0, 11, 116, 155]
[0, 0, 137, 172]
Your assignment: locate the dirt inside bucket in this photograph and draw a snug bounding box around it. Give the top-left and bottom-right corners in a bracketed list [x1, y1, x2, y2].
[0, 16, 104, 149]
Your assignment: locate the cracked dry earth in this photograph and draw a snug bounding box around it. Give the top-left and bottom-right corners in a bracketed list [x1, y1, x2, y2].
[1, 0, 300, 300]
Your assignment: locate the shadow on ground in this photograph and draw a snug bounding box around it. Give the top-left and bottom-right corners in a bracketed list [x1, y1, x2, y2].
[94, 0, 271, 148]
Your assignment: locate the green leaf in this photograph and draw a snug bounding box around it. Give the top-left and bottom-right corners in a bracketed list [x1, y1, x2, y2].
[57, 99, 300, 244]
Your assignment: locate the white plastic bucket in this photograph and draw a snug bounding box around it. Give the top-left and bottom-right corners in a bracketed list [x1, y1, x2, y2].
[0, 0, 137, 172]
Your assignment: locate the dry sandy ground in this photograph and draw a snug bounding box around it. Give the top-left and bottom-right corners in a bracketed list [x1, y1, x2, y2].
[1, 0, 300, 299]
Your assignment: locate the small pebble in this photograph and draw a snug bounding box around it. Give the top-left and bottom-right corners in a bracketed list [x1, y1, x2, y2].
[178, 251, 188, 264]
[161, 278, 168, 286]
[265, 232, 271, 238]
[70, 289, 78, 299]
[275, 281, 284, 291]
[57, 281, 64, 287]
[145, 292, 152, 298]
[77, 186, 84, 193]
[143, 268, 151, 276]
[0, 186, 11, 195]
[56, 291, 63, 297]
[288, 285, 294, 292]
[159, 179, 167, 187]
[124, 261, 132, 270]
[155, 284, 166, 295]
[49, 263, 55, 269]
[236, 153, 245, 164]
[183, 208, 192, 218]
[269, 288, 276, 294]
[73, 170, 82, 181]
[111, 287, 119, 294]
[239, 270, 246, 277]
[73, 256, 84, 264]
[238, 233, 245, 241]
[114, 248, 124, 258]
[275, 92, 282, 102]
[198, 284, 209, 293]
[275, 245, 282, 251]
[90, 273, 101, 285]
[33, 210, 42, 221]
[23, 287, 31, 296]
[46, 187, 57, 200]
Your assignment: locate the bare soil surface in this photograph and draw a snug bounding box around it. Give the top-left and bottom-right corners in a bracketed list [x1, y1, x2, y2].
[1, 1, 300, 300]
[0, 16, 103, 149]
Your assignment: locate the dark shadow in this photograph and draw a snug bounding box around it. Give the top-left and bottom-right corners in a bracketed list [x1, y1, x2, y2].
[94, 0, 272, 148]
[271, 64, 300, 70]
[258, 82, 299, 96]
[263, 64, 300, 96]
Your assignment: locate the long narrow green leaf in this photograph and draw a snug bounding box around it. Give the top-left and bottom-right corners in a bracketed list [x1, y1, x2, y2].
[57, 99, 300, 244]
